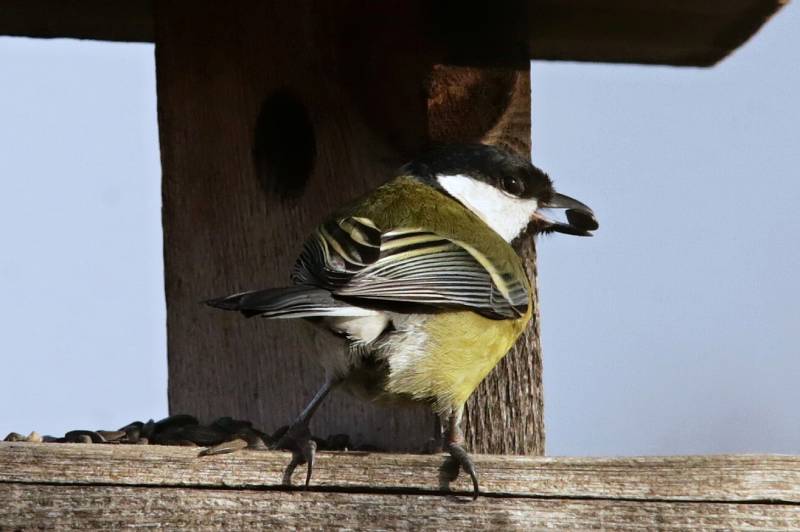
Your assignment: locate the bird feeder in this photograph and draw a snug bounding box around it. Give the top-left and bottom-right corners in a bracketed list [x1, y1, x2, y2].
[0, 0, 786, 454]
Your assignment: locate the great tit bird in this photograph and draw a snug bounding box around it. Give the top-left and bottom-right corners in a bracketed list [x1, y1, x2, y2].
[208, 143, 597, 497]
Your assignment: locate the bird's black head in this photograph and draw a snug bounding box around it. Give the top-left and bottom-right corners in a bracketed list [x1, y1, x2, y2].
[403, 143, 554, 203]
[403, 143, 598, 241]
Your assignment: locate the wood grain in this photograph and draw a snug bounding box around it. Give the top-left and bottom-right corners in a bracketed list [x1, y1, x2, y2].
[0, 1, 787, 67]
[156, 0, 538, 454]
[3, 444, 800, 530]
[4, 484, 800, 531]
[3, 443, 800, 503]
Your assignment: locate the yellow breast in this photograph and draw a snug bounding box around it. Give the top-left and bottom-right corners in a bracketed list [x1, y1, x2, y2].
[384, 308, 531, 415]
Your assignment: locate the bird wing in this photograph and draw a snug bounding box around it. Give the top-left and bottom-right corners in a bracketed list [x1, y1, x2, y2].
[292, 217, 529, 319]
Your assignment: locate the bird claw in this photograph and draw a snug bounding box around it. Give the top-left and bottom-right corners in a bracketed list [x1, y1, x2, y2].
[273, 423, 317, 488]
[446, 442, 480, 499]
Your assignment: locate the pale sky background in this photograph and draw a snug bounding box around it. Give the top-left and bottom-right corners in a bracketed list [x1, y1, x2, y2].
[1, 5, 797, 455]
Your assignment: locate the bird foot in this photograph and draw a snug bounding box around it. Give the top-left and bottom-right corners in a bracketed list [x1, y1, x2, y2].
[446, 442, 480, 499]
[271, 422, 317, 487]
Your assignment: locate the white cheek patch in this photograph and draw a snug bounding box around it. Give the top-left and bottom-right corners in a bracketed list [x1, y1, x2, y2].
[436, 174, 539, 242]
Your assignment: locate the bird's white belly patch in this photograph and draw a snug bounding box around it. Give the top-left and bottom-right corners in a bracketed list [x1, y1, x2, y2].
[376, 313, 429, 377]
[324, 313, 389, 344]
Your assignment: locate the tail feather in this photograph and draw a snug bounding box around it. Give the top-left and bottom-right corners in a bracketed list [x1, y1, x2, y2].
[206, 286, 375, 319]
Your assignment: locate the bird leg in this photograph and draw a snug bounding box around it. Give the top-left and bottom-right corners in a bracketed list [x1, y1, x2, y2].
[272, 378, 336, 487]
[423, 415, 444, 454]
[443, 410, 480, 499]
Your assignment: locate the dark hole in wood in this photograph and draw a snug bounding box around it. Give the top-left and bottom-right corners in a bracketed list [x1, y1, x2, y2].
[253, 90, 315, 198]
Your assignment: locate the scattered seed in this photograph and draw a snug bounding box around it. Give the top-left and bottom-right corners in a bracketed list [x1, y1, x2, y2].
[118, 421, 144, 432]
[211, 417, 253, 434]
[154, 414, 198, 434]
[141, 420, 155, 439]
[122, 426, 141, 444]
[170, 425, 228, 446]
[97, 430, 126, 442]
[271, 425, 289, 442]
[199, 437, 248, 457]
[10, 416, 363, 454]
[236, 428, 269, 450]
[64, 430, 105, 444]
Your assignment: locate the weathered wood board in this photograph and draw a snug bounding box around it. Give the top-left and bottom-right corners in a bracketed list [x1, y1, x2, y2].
[0, 0, 788, 67]
[5, 485, 800, 531]
[2, 443, 799, 529]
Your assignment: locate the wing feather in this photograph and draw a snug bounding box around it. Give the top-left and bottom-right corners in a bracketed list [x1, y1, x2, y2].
[292, 218, 528, 319]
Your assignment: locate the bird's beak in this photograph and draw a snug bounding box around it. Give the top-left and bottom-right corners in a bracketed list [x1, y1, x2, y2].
[535, 192, 599, 237]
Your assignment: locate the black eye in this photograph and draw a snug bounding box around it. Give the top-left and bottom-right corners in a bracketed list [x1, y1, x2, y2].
[501, 175, 525, 196]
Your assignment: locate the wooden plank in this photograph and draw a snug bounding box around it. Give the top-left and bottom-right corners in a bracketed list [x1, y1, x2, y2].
[0, 1, 786, 67]
[3, 443, 800, 503]
[0, 0, 153, 42]
[156, 0, 540, 454]
[3, 483, 800, 531]
[525, 0, 788, 66]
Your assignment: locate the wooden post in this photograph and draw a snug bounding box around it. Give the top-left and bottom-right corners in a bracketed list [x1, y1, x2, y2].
[156, 0, 541, 453]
